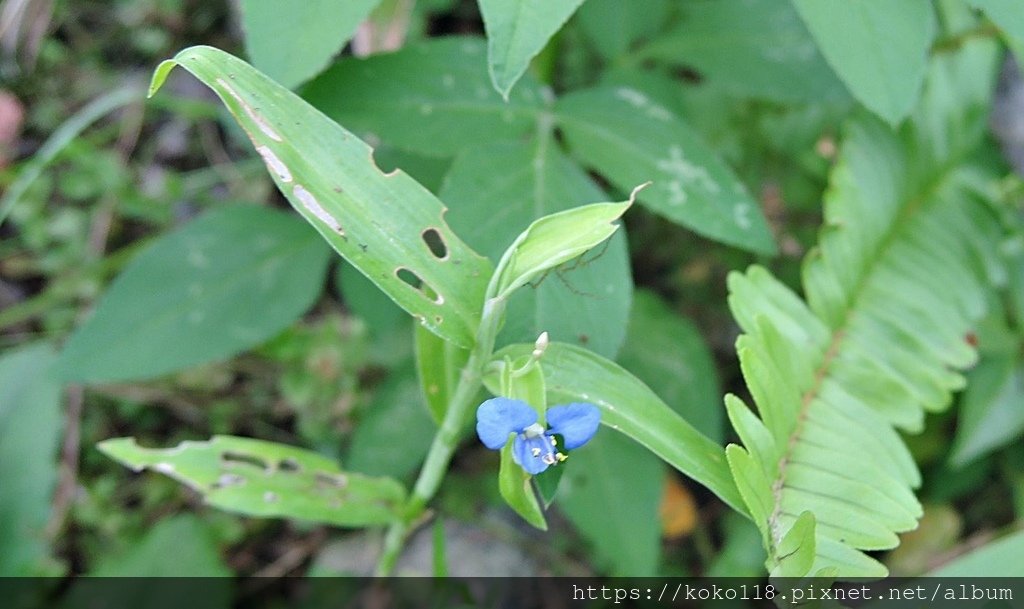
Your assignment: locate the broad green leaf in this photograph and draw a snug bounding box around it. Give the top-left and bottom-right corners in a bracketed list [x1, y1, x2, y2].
[88, 515, 232, 577]
[346, 363, 436, 479]
[968, 0, 1024, 47]
[950, 355, 1024, 466]
[478, 0, 587, 98]
[58, 206, 331, 383]
[336, 262, 406, 338]
[635, 0, 847, 103]
[575, 0, 669, 62]
[62, 515, 232, 608]
[441, 140, 632, 358]
[99, 435, 406, 526]
[302, 37, 544, 157]
[558, 433, 663, 576]
[556, 87, 776, 254]
[491, 193, 634, 302]
[239, 0, 381, 89]
[414, 324, 470, 423]
[617, 290, 723, 442]
[792, 0, 936, 125]
[928, 529, 1024, 576]
[489, 342, 745, 514]
[150, 45, 493, 348]
[0, 343, 62, 576]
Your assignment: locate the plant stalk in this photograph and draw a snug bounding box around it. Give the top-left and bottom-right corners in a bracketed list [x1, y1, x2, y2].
[375, 297, 505, 575]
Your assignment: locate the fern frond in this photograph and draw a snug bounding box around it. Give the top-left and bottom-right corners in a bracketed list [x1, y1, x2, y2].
[725, 39, 1007, 577]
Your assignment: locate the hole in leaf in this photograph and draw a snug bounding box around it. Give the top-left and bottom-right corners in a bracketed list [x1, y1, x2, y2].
[279, 458, 301, 472]
[422, 228, 448, 259]
[395, 267, 442, 303]
[213, 473, 246, 489]
[316, 471, 349, 489]
[222, 452, 267, 470]
[396, 267, 422, 289]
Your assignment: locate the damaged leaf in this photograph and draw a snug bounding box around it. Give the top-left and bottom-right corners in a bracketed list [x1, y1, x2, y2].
[99, 435, 406, 527]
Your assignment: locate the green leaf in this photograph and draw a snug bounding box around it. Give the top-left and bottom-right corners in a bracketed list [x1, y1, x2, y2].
[968, 0, 1024, 47]
[636, 0, 847, 103]
[950, 355, 1024, 466]
[477, 0, 587, 98]
[617, 290, 723, 442]
[706, 512, 768, 577]
[0, 343, 62, 576]
[792, 0, 936, 125]
[62, 515, 232, 607]
[575, 0, 670, 62]
[346, 363, 436, 479]
[490, 191, 635, 302]
[150, 45, 493, 348]
[723, 41, 1004, 577]
[58, 206, 331, 383]
[770, 511, 816, 578]
[928, 529, 1024, 576]
[302, 37, 545, 157]
[99, 435, 406, 526]
[489, 342, 745, 515]
[414, 324, 470, 424]
[239, 0, 381, 89]
[336, 262, 406, 338]
[88, 515, 232, 577]
[441, 140, 632, 358]
[556, 87, 776, 254]
[558, 433, 663, 576]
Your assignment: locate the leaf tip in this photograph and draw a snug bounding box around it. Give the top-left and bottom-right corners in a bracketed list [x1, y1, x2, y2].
[149, 59, 180, 98]
[628, 181, 652, 206]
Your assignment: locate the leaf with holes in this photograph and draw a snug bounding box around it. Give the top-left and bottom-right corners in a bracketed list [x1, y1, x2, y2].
[58, 206, 331, 383]
[303, 37, 545, 157]
[478, 0, 587, 99]
[490, 187, 636, 303]
[150, 46, 493, 348]
[556, 87, 776, 254]
[441, 140, 632, 358]
[98, 436, 406, 526]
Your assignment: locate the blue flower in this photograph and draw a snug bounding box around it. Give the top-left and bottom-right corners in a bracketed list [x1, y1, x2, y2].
[475, 397, 600, 475]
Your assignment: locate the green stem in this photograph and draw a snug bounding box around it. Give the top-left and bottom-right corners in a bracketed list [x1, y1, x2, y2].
[375, 297, 506, 575]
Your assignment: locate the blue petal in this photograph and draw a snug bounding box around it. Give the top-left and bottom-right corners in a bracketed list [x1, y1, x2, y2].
[512, 434, 553, 475]
[476, 397, 537, 449]
[546, 402, 600, 449]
